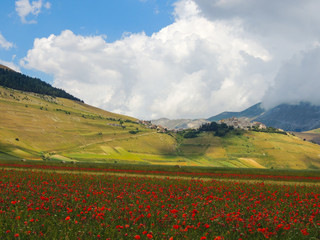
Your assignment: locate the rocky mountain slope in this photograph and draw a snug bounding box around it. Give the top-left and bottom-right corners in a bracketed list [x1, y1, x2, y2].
[151, 118, 209, 130]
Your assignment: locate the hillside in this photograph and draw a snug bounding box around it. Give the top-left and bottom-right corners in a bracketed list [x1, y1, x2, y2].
[1, 85, 320, 169]
[0, 64, 15, 71]
[208, 102, 320, 132]
[293, 128, 320, 145]
[0, 86, 177, 163]
[0, 67, 82, 102]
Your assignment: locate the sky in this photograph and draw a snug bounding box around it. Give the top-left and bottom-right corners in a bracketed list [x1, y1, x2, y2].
[1, 0, 320, 120]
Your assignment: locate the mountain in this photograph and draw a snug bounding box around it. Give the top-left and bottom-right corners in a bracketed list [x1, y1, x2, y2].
[208, 103, 265, 122]
[208, 102, 320, 132]
[151, 103, 264, 130]
[0, 66, 82, 102]
[255, 102, 320, 132]
[151, 118, 210, 130]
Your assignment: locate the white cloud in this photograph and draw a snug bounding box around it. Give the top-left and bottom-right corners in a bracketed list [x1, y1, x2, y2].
[21, 0, 320, 119]
[21, 13, 270, 119]
[15, 0, 51, 24]
[0, 33, 13, 50]
[263, 47, 320, 109]
[173, 0, 200, 20]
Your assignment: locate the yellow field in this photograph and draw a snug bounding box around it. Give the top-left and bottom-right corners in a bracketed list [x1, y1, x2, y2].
[1, 86, 320, 169]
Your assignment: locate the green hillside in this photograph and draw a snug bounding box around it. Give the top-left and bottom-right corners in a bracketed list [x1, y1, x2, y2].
[293, 128, 320, 145]
[1, 86, 320, 169]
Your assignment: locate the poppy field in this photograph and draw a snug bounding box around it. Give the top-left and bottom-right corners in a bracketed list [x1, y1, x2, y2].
[0, 168, 319, 239]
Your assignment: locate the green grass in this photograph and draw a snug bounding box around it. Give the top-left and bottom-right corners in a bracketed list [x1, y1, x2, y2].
[1, 158, 320, 180]
[0, 151, 21, 161]
[2, 86, 320, 169]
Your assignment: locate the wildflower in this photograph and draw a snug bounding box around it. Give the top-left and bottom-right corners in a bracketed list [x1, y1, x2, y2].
[173, 224, 180, 229]
[301, 228, 309, 236]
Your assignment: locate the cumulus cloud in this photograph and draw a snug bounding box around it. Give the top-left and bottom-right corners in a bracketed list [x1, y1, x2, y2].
[173, 0, 200, 19]
[21, 9, 271, 119]
[262, 47, 320, 109]
[187, 0, 320, 110]
[0, 33, 13, 50]
[21, 0, 320, 119]
[194, 0, 320, 38]
[15, 0, 51, 24]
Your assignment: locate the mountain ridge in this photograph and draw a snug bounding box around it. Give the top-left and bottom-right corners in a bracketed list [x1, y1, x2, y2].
[255, 102, 320, 131]
[0, 64, 15, 72]
[208, 103, 265, 122]
[0, 66, 82, 102]
[151, 101, 320, 132]
[208, 102, 320, 132]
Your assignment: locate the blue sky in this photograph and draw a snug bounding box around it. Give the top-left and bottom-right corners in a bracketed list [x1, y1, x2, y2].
[0, 0, 175, 80]
[1, 0, 320, 119]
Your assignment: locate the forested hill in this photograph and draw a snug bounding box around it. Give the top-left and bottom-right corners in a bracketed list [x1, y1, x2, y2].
[0, 64, 14, 71]
[0, 67, 83, 102]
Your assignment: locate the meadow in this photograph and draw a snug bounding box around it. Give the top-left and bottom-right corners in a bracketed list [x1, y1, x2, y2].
[1, 85, 320, 239]
[2, 86, 320, 170]
[0, 164, 319, 239]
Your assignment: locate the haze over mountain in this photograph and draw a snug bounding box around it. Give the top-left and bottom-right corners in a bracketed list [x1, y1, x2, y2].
[209, 102, 320, 132]
[255, 103, 320, 132]
[208, 103, 265, 122]
[157, 101, 320, 132]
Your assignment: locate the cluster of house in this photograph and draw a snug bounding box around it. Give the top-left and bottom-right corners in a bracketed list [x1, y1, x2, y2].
[138, 120, 170, 133]
[139, 117, 269, 132]
[218, 117, 267, 130]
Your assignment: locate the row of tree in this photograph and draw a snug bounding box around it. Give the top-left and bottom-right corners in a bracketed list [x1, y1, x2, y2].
[0, 68, 83, 102]
[181, 122, 242, 138]
[180, 121, 288, 139]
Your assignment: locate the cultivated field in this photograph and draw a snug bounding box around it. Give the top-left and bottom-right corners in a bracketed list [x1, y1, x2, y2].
[2, 86, 320, 169]
[0, 163, 319, 239]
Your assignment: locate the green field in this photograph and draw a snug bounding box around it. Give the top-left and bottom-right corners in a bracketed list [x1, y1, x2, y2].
[1, 86, 320, 169]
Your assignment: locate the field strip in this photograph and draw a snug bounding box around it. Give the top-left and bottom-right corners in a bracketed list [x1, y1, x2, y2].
[2, 167, 320, 186]
[58, 131, 157, 153]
